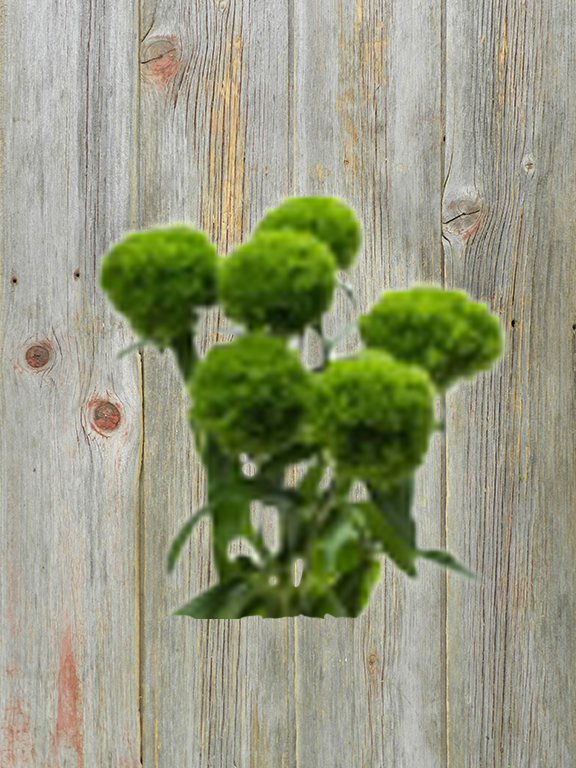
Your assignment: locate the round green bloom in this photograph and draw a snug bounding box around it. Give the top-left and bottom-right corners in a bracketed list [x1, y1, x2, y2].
[219, 230, 337, 335]
[252, 196, 362, 271]
[310, 349, 436, 489]
[100, 225, 218, 347]
[187, 333, 314, 460]
[358, 284, 505, 394]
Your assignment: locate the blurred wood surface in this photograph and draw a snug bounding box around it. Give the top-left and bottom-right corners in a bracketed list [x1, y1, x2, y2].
[0, 0, 574, 766]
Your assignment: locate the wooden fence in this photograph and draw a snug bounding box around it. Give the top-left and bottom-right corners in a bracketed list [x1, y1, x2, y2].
[1, 0, 575, 765]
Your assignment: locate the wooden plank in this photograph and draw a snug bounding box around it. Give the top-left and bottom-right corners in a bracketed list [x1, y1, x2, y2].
[0, 1, 141, 766]
[292, 1, 446, 765]
[443, 1, 576, 764]
[138, 1, 297, 765]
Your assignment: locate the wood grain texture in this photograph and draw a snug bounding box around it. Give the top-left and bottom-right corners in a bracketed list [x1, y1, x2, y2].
[292, 1, 447, 766]
[1, 0, 575, 765]
[138, 1, 296, 765]
[443, 0, 576, 765]
[0, 0, 141, 766]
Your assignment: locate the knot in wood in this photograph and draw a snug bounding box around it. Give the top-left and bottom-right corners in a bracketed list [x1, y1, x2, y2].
[522, 154, 535, 178]
[25, 345, 50, 369]
[442, 190, 485, 244]
[92, 401, 121, 432]
[140, 36, 181, 89]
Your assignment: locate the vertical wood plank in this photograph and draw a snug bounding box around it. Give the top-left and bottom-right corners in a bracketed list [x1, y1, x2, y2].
[138, 1, 296, 765]
[292, 1, 446, 766]
[443, 1, 576, 764]
[0, 1, 141, 766]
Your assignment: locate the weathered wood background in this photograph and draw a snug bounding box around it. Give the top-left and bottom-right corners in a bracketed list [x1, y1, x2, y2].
[1, 0, 575, 765]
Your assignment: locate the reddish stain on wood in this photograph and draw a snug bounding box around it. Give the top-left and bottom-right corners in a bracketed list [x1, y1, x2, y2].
[91, 399, 121, 433]
[1, 698, 36, 765]
[141, 35, 181, 89]
[442, 194, 485, 244]
[54, 625, 84, 768]
[25, 344, 50, 369]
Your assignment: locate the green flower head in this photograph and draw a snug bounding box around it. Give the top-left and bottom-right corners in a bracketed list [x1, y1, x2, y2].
[187, 333, 314, 460]
[252, 196, 362, 271]
[310, 349, 437, 489]
[99, 225, 218, 348]
[218, 230, 337, 336]
[358, 284, 505, 394]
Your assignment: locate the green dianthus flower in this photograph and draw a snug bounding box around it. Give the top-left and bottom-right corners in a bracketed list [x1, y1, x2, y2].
[253, 196, 362, 271]
[187, 333, 314, 460]
[218, 230, 337, 335]
[310, 349, 436, 489]
[100, 225, 218, 348]
[358, 284, 504, 394]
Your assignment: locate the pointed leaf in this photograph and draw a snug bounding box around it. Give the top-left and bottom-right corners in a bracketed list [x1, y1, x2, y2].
[352, 501, 418, 576]
[172, 578, 259, 619]
[210, 489, 253, 557]
[418, 549, 478, 580]
[366, 474, 417, 549]
[167, 505, 212, 573]
[332, 557, 382, 617]
[310, 513, 360, 578]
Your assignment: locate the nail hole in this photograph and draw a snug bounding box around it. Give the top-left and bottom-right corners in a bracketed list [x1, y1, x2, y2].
[74, 270, 80, 280]
[10, 276, 17, 286]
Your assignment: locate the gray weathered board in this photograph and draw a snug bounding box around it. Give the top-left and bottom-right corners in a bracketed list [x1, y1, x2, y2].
[0, 0, 574, 765]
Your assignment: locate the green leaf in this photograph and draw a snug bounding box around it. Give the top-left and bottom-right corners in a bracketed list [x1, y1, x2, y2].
[199, 434, 260, 575]
[167, 505, 212, 574]
[228, 554, 262, 576]
[309, 589, 349, 618]
[210, 489, 253, 565]
[366, 474, 417, 548]
[238, 472, 301, 512]
[418, 549, 478, 580]
[257, 439, 322, 490]
[352, 500, 418, 576]
[172, 578, 260, 619]
[359, 475, 420, 575]
[332, 557, 382, 617]
[296, 457, 329, 504]
[309, 513, 361, 579]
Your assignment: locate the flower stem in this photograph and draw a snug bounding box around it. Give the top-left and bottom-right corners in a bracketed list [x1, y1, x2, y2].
[336, 276, 358, 311]
[170, 329, 198, 381]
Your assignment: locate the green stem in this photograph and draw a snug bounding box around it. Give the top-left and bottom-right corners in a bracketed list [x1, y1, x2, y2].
[170, 329, 198, 381]
[336, 276, 358, 311]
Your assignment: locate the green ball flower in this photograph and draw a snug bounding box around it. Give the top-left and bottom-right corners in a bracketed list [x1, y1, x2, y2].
[187, 333, 314, 460]
[310, 349, 437, 489]
[100, 225, 218, 347]
[253, 196, 362, 271]
[218, 230, 337, 335]
[358, 284, 505, 394]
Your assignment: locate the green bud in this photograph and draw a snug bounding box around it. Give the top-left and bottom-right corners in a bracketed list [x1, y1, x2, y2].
[253, 196, 362, 271]
[310, 349, 436, 489]
[358, 284, 504, 394]
[187, 333, 314, 460]
[99, 225, 218, 347]
[219, 230, 337, 335]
